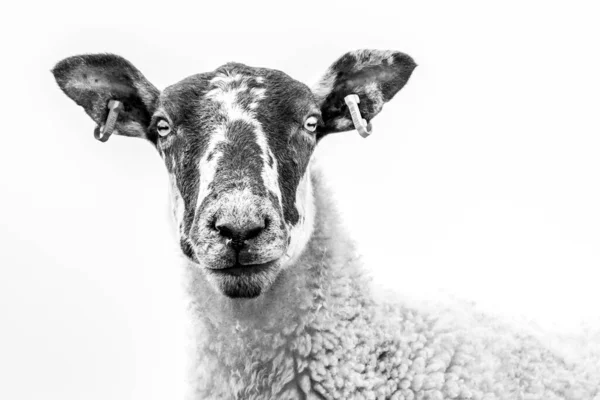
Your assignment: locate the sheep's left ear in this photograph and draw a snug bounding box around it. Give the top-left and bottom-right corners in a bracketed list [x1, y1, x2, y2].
[312, 50, 416, 138]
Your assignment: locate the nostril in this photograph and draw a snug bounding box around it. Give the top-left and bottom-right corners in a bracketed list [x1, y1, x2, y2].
[216, 223, 235, 239]
[245, 225, 263, 241]
[214, 218, 267, 246]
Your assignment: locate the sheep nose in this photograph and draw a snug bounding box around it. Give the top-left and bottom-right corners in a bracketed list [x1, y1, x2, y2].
[215, 217, 266, 250]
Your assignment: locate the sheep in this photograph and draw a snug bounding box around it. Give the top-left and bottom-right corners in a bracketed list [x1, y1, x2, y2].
[52, 50, 600, 400]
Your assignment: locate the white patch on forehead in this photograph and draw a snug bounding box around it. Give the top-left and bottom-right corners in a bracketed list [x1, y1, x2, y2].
[196, 71, 281, 210]
[210, 73, 244, 87]
[205, 82, 249, 120]
[282, 161, 315, 268]
[205, 73, 253, 123]
[248, 87, 266, 110]
[249, 87, 266, 98]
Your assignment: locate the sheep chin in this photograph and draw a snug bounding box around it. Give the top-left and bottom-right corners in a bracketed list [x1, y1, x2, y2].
[203, 259, 282, 299]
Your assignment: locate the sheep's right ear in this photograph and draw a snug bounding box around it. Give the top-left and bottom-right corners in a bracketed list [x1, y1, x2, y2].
[52, 54, 159, 142]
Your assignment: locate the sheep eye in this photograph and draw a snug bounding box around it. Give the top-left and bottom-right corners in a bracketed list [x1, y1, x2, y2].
[304, 116, 318, 133]
[157, 120, 171, 137]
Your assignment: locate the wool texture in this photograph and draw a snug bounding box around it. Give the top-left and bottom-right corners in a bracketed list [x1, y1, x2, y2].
[183, 166, 600, 400]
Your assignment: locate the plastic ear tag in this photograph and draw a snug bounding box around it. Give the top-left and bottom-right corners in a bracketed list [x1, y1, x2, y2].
[94, 100, 123, 142]
[344, 94, 372, 138]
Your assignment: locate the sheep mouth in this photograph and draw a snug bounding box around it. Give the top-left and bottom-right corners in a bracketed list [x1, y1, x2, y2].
[207, 260, 277, 277]
[205, 259, 282, 298]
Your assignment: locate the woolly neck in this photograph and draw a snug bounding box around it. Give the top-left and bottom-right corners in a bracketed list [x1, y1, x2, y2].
[183, 166, 373, 397]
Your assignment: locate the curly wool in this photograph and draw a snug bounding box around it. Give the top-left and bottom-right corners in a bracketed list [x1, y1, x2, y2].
[183, 168, 600, 400]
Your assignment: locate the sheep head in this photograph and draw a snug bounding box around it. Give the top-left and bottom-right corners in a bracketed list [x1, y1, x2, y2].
[52, 50, 416, 298]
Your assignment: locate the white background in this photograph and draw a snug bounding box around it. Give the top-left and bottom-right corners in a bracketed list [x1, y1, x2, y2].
[1, 1, 599, 399]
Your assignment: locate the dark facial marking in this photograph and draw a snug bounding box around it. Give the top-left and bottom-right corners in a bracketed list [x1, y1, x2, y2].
[252, 69, 317, 225]
[154, 63, 318, 245]
[206, 119, 266, 204]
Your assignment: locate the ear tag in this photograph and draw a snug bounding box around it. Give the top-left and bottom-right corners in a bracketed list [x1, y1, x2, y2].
[94, 100, 123, 142]
[344, 94, 372, 138]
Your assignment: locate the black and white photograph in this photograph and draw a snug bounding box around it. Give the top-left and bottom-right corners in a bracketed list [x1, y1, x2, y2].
[2, 1, 599, 399]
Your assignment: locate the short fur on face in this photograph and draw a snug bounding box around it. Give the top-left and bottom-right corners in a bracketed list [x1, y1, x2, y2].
[52, 50, 416, 298]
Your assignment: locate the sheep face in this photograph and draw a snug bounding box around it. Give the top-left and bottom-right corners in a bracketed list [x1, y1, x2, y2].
[160, 66, 319, 299]
[52, 50, 416, 298]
